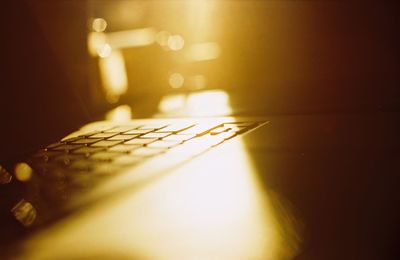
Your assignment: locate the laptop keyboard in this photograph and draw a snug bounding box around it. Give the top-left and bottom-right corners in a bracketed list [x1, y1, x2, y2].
[25, 120, 261, 196]
[10, 120, 263, 225]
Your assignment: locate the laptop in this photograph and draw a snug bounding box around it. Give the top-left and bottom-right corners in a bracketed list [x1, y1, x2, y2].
[1, 1, 399, 259]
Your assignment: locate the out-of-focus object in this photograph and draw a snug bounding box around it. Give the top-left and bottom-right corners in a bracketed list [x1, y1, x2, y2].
[14, 162, 33, 182]
[98, 49, 128, 103]
[11, 199, 37, 227]
[0, 165, 12, 184]
[92, 18, 107, 32]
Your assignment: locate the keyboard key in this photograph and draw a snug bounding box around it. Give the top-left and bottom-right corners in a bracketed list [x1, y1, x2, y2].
[155, 123, 195, 133]
[162, 134, 196, 142]
[51, 144, 85, 151]
[33, 150, 65, 161]
[178, 123, 222, 136]
[71, 138, 103, 145]
[223, 122, 257, 127]
[88, 132, 119, 139]
[216, 131, 237, 140]
[210, 126, 231, 135]
[211, 125, 250, 135]
[123, 129, 154, 135]
[147, 140, 181, 149]
[90, 140, 123, 147]
[130, 147, 166, 157]
[75, 130, 101, 138]
[108, 144, 141, 153]
[187, 134, 225, 148]
[73, 147, 105, 155]
[140, 132, 171, 139]
[106, 134, 139, 141]
[137, 123, 168, 130]
[61, 136, 86, 143]
[105, 125, 140, 133]
[223, 122, 257, 133]
[124, 138, 158, 145]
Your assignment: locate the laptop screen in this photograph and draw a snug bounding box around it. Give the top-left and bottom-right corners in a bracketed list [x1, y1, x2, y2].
[1, 1, 399, 165]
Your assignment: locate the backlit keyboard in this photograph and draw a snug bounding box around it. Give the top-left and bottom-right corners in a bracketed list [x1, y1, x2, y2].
[31, 121, 260, 178]
[12, 119, 263, 226]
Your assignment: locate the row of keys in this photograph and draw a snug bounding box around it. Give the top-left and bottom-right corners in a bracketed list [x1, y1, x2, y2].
[32, 121, 260, 174]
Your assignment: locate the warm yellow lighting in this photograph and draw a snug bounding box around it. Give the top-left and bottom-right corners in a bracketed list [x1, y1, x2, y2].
[157, 90, 233, 117]
[167, 34, 185, 51]
[97, 43, 112, 58]
[186, 90, 232, 116]
[168, 73, 185, 88]
[92, 18, 107, 32]
[190, 75, 207, 89]
[89, 28, 156, 57]
[14, 162, 33, 182]
[87, 32, 107, 57]
[106, 28, 156, 49]
[20, 130, 298, 259]
[105, 105, 132, 123]
[184, 0, 215, 42]
[185, 42, 221, 62]
[98, 49, 128, 103]
[158, 94, 186, 113]
[155, 30, 171, 46]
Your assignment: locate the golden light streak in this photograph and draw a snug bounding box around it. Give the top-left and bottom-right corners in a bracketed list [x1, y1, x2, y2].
[98, 49, 128, 103]
[87, 32, 107, 57]
[158, 94, 186, 114]
[106, 28, 156, 49]
[105, 105, 132, 123]
[185, 0, 215, 41]
[185, 42, 221, 62]
[186, 90, 232, 116]
[157, 90, 233, 117]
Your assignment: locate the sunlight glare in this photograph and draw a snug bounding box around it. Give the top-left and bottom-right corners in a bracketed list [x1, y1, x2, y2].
[97, 43, 112, 58]
[98, 49, 128, 103]
[106, 28, 156, 49]
[185, 42, 221, 62]
[21, 132, 296, 259]
[105, 105, 132, 123]
[186, 90, 232, 116]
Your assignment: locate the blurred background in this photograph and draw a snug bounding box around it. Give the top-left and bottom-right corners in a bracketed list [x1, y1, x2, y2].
[27, 0, 400, 119]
